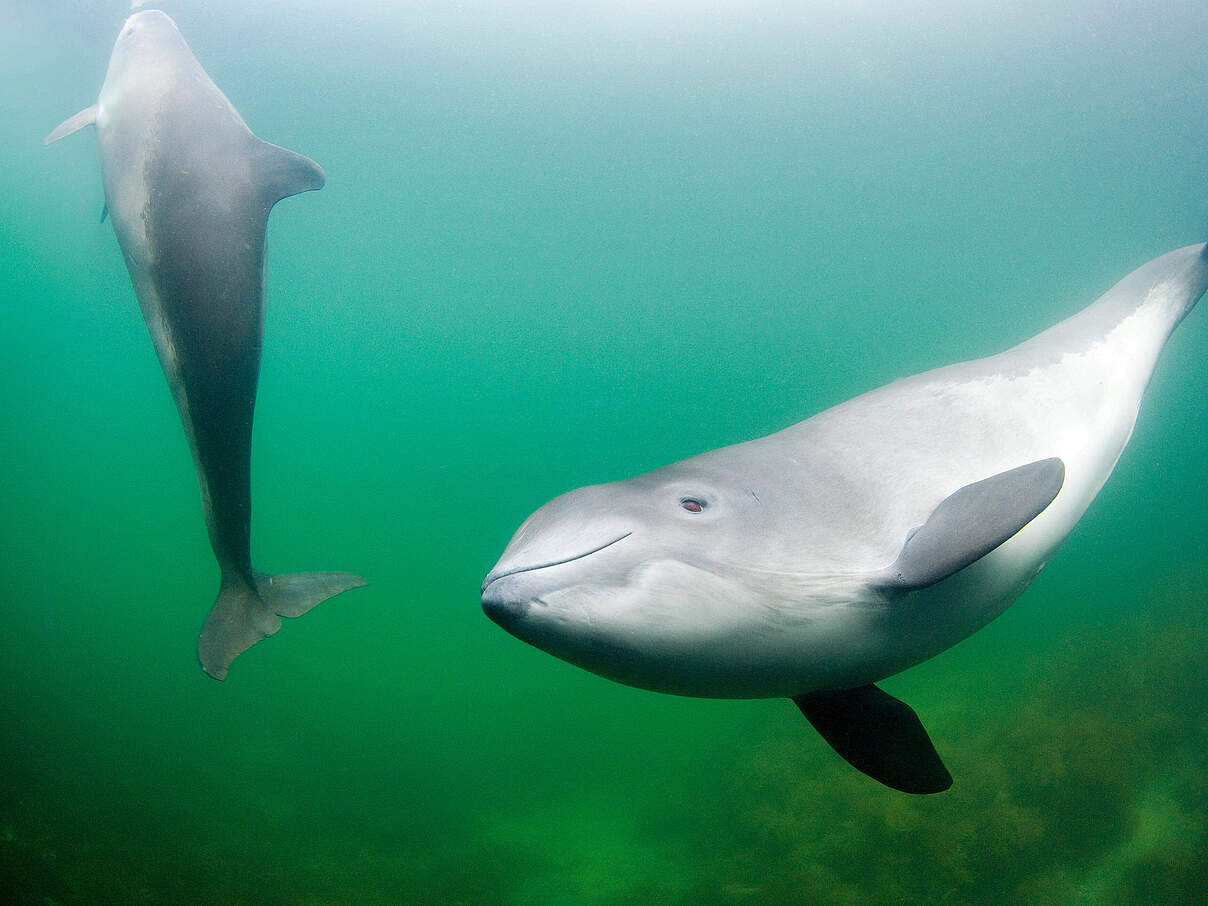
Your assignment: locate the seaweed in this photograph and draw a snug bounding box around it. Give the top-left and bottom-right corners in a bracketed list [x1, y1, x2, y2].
[684, 566, 1208, 905]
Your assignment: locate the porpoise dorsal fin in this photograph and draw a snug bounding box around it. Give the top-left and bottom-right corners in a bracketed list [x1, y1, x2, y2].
[793, 685, 952, 794]
[877, 457, 1066, 591]
[254, 141, 326, 207]
[43, 105, 99, 145]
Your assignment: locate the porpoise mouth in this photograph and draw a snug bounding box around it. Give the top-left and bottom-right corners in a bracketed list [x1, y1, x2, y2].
[481, 532, 632, 594]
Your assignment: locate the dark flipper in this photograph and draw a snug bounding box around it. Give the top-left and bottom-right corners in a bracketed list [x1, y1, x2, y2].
[254, 140, 326, 206]
[877, 457, 1065, 590]
[198, 570, 367, 680]
[793, 685, 952, 794]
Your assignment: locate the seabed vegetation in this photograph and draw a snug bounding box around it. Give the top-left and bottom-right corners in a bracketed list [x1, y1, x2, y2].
[683, 566, 1208, 906]
[3, 569, 1205, 904]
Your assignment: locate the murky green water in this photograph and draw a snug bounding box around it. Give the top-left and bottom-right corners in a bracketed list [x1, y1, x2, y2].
[3, 1, 1207, 903]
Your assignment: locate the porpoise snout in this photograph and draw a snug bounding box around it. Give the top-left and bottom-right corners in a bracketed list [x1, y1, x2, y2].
[481, 529, 631, 636]
[481, 577, 531, 631]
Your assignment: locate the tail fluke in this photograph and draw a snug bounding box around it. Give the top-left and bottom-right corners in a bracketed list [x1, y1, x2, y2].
[198, 570, 368, 680]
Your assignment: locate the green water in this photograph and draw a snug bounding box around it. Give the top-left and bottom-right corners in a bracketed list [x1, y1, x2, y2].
[3, 1, 1207, 902]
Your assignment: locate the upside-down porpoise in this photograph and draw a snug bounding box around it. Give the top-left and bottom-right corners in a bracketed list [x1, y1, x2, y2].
[483, 243, 1207, 793]
[45, 9, 366, 679]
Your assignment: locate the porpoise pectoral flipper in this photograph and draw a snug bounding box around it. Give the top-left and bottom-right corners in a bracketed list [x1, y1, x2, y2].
[43, 104, 97, 145]
[252, 141, 326, 204]
[793, 686, 952, 794]
[45, 10, 365, 679]
[877, 458, 1066, 590]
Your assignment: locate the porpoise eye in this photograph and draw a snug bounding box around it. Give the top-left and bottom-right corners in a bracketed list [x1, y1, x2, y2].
[680, 497, 705, 513]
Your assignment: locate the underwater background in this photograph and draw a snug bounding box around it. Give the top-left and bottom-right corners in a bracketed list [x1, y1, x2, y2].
[3, 0, 1207, 902]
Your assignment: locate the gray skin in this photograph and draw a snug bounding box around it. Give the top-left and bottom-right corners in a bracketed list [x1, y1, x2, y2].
[484, 243, 1208, 792]
[45, 10, 365, 679]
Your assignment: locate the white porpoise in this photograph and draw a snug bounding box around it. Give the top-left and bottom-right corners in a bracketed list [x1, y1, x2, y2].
[483, 243, 1207, 793]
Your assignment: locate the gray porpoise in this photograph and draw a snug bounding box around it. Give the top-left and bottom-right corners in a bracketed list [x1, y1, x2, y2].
[483, 243, 1208, 793]
[45, 10, 365, 679]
